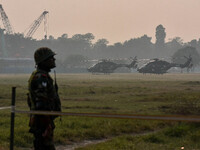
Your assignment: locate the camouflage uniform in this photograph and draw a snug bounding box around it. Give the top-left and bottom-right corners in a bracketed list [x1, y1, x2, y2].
[28, 68, 61, 150]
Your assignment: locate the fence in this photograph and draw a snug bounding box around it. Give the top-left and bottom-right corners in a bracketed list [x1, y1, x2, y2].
[1, 87, 200, 150]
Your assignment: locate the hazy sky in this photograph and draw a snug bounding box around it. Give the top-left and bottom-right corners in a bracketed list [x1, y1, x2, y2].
[1, 0, 200, 44]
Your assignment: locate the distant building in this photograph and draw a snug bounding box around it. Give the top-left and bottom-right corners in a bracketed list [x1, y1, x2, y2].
[0, 58, 34, 73]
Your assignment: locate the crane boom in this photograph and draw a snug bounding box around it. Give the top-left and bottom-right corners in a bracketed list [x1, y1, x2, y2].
[25, 11, 48, 38]
[0, 4, 14, 34]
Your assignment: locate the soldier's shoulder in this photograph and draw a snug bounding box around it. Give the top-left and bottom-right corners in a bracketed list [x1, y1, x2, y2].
[31, 70, 48, 80]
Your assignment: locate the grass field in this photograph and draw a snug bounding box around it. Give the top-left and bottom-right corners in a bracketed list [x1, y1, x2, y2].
[0, 73, 200, 149]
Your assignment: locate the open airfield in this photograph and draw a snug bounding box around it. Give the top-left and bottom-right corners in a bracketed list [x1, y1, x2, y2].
[1, 73, 200, 150]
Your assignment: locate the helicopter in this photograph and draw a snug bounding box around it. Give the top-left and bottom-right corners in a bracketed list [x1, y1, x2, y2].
[87, 57, 137, 74]
[137, 56, 192, 74]
[179, 55, 193, 72]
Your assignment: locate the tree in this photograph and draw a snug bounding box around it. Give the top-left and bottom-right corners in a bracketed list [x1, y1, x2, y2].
[63, 54, 88, 68]
[123, 35, 153, 58]
[61, 34, 68, 39]
[94, 39, 109, 47]
[168, 37, 183, 45]
[72, 33, 94, 43]
[93, 38, 109, 58]
[165, 37, 184, 56]
[172, 46, 200, 66]
[188, 39, 197, 48]
[48, 35, 55, 40]
[155, 24, 167, 57]
[57, 34, 68, 41]
[155, 24, 166, 45]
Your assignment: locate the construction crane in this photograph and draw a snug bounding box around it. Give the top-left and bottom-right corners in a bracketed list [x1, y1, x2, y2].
[0, 4, 14, 34]
[24, 11, 49, 39]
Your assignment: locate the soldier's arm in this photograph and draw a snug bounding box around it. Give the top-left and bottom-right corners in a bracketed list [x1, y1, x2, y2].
[31, 73, 51, 110]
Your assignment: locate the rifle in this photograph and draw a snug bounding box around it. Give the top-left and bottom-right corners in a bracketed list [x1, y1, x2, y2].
[54, 70, 62, 122]
[54, 70, 58, 93]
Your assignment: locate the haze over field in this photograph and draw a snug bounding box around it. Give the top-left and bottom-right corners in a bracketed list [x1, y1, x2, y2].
[1, 0, 200, 44]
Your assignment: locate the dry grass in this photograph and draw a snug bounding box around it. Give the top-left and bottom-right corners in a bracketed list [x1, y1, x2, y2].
[1, 73, 200, 149]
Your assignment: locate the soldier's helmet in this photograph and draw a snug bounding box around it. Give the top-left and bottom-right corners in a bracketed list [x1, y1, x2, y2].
[34, 47, 56, 65]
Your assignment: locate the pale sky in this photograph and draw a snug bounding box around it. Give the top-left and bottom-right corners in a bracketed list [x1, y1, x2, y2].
[1, 0, 200, 44]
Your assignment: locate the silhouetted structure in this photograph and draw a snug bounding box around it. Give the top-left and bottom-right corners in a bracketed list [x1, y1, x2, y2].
[87, 57, 137, 74]
[137, 57, 193, 74]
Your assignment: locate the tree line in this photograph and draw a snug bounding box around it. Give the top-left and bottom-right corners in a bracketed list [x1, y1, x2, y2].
[1, 24, 200, 69]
